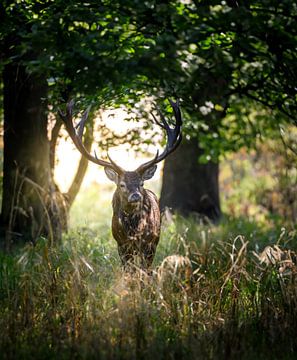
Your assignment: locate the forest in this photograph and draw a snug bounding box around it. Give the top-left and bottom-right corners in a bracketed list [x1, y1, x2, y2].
[1, 0, 297, 359]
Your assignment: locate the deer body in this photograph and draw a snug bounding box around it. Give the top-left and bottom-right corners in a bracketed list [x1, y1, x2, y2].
[112, 188, 160, 267]
[59, 99, 182, 269]
[105, 169, 161, 267]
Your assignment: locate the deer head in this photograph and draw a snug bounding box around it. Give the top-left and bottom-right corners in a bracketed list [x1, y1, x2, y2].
[58, 100, 182, 211]
[104, 168, 157, 212]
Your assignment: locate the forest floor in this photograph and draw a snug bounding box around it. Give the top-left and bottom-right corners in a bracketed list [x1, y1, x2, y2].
[1, 149, 297, 359]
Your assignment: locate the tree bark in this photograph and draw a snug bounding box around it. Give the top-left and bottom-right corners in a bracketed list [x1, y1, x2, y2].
[160, 137, 221, 222]
[1, 63, 63, 247]
[160, 74, 229, 222]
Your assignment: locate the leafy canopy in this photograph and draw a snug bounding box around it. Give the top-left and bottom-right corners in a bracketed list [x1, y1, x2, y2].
[1, 0, 296, 157]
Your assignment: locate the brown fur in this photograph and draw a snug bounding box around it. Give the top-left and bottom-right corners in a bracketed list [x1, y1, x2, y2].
[112, 188, 160, 269]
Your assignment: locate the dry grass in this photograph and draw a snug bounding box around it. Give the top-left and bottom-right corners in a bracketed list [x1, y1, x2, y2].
[1, 214, 297, 359]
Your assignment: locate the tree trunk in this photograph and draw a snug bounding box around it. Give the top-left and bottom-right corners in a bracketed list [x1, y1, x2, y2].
[65, 120, 94, 208]
[160, 137, 221, 222]
[160, 74, 229, 222]
[49, 114, 94, 210]
[1, 63, 63, 247]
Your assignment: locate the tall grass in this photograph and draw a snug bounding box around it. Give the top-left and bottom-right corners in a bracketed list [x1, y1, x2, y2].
[3, 139, 297, 359]
[1, 212, 297, 359]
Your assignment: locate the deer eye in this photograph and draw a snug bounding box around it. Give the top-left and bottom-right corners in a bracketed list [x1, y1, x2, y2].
[120, 182, 126, 189]
[139, 182, 144, 187]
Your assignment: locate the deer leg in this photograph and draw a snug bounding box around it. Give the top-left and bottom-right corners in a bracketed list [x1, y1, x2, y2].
[142, 243, 158, 268]
[118, 243, 136, 268]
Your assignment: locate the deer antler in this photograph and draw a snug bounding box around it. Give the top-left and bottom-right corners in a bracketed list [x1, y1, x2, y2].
[59, 99, 182, 175]
[136, 100, 182, 174]
[58, 100, 124, 173]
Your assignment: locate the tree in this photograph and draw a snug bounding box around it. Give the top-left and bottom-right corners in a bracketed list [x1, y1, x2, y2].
[1, 0, 296, 245]
[1, 0, 193, 244]
[160, 138, 220, 220]
[1, 62, 60, 246]
[127, 0, 297, 219]
[0, 0, 151, 245]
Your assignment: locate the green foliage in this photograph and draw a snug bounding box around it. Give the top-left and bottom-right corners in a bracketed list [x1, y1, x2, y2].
[220, 134, 297, 229]
[1, 0, 151, 107]
[2, 0, 296, 156]
[125, 0, 297, 159]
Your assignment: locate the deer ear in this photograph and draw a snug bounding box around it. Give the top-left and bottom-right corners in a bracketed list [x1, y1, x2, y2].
[104, 167, 118, 183]
[141, 165, 157, 181]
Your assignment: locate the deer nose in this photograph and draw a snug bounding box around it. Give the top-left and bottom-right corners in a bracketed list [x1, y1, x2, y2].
[128, 192, 142, 203]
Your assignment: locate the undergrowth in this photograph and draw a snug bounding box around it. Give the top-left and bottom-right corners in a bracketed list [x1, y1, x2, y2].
[1, 215, 297, 360]
[2, 129, 297, 359]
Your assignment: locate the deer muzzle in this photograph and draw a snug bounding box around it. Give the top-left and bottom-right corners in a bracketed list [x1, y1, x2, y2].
[128, 192, 142, 203]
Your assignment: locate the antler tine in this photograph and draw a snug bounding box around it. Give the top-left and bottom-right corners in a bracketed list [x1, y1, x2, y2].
[137, 99, 183, 174]
[157, 107, 171, 132]
[107, 153, 125, 174]
[150, 111, 166, 129]
[66, 98, 75, 116]
[58, 100, 116, 170]
[169, 99, 182, 133]
[76, 105, 91, 138]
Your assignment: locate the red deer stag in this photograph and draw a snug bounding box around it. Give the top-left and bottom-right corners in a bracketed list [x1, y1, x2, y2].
[59, 100, 182, 269]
